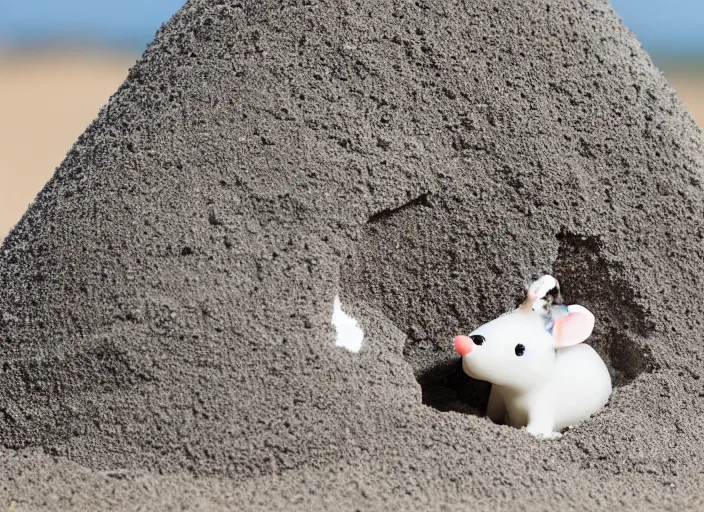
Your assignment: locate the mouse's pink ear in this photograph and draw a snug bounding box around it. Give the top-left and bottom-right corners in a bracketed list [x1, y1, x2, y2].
[552, 305, 595, 348]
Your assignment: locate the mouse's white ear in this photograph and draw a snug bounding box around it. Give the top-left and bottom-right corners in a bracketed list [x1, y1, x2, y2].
[552, 305, 595, 348]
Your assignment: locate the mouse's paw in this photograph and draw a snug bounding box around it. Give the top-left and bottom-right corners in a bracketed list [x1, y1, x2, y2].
[526, 428, 562, 440]
[525, 421, 561, 439]
[540, 431, 563, 439]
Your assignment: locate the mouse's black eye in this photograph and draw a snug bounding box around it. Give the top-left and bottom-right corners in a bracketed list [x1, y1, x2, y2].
[470, 334, 485, 346]
[515, 344, 525, 356]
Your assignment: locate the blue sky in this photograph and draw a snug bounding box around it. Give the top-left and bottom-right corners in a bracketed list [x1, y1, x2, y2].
[0, 0, 186, 49]
[0, 0, 702, 54]
[611, 0, 704, 54]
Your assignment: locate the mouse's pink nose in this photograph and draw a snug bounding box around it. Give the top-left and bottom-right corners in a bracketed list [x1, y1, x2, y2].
[454, 335, 474, 357]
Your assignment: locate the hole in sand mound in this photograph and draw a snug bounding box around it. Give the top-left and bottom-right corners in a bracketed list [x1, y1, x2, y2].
[415, 358, 491, 416]
[553, 232, 656, 387]
[342, 199, 654, 418]
[341, 193, 497, 417]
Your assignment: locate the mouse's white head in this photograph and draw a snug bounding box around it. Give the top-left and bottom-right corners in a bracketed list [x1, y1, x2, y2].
[454, 275, 595, 390]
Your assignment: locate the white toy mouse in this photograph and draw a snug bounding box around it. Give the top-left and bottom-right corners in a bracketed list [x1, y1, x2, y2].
[453, 275, 612, 438]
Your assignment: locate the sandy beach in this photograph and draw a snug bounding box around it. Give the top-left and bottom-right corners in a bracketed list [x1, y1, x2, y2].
[0, 51, 136, 239]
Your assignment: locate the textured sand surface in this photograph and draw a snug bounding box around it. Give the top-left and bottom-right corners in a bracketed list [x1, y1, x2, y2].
[1, 60, 702, 243]
[2, 0, 704, 509]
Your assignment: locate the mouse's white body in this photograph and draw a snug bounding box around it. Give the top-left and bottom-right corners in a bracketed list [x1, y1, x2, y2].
[455, 275, 612, 437]
[485, 343, 611, 435]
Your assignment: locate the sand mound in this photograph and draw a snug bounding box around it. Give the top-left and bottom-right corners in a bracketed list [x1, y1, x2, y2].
[2, 0, 704, 508]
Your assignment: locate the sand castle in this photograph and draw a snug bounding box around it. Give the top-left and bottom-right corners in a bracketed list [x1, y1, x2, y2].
[1, 0, 703, 509]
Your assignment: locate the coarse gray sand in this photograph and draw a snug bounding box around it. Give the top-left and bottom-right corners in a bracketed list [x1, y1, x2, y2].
[2, 0, 704, 509]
